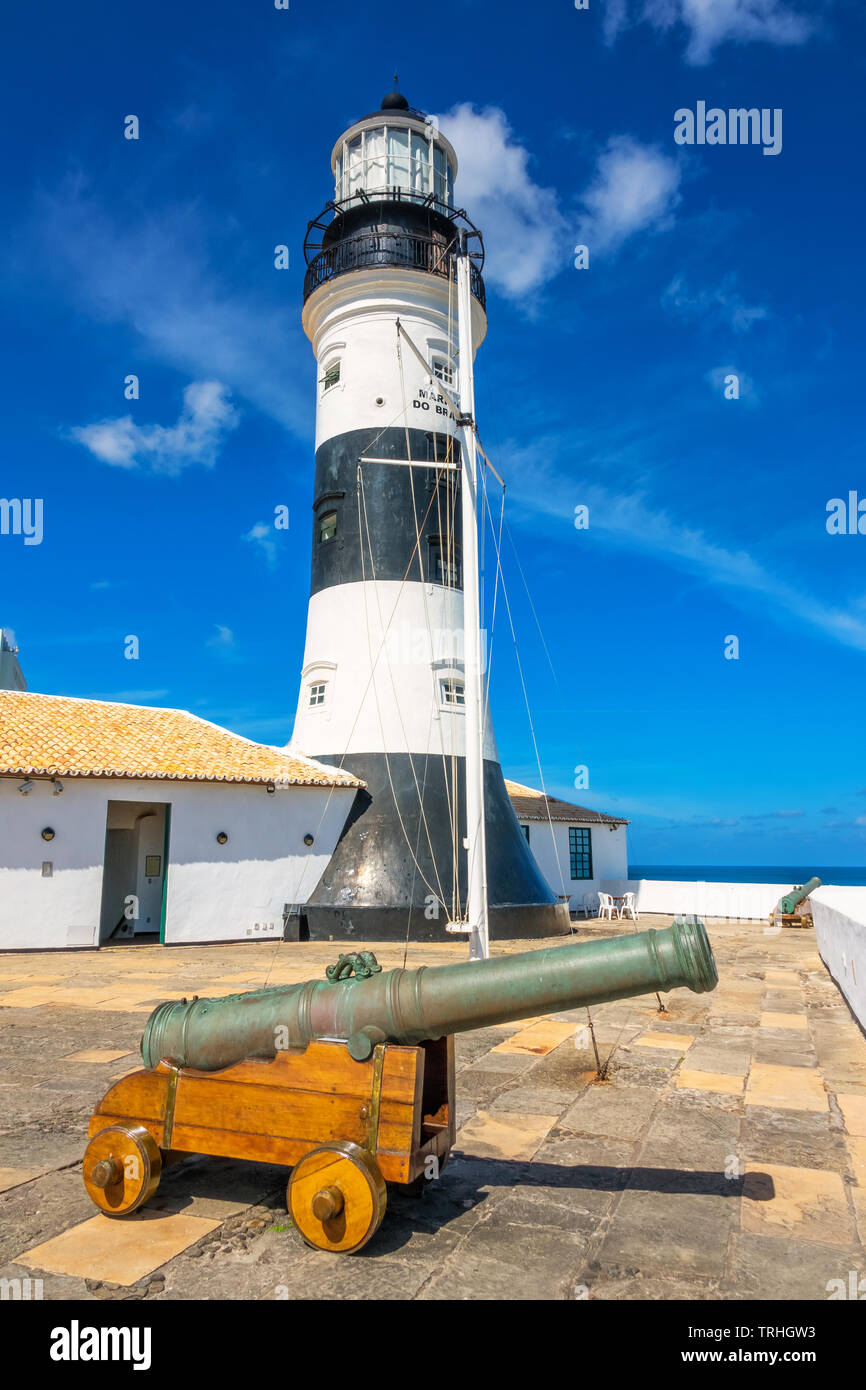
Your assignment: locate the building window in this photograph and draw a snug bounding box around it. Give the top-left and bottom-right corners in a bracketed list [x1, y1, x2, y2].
[309, 683, 327, 707]
[321, 361, 341, 391]
[520, 824, 530, 844]
[432, 356, 454, 386]
[429, 537, 461, 587]
[318, 511, 337, 543]
[568, 827, 593, 881]
[439, 677, 465, 708]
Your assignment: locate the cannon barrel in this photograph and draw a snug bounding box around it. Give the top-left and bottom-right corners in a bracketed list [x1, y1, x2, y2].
[141, 918, 718, 1072]
[776, 876, 822, 917]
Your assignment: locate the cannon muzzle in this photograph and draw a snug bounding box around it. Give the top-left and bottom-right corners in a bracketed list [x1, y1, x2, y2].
[142, 917, 718, 1073]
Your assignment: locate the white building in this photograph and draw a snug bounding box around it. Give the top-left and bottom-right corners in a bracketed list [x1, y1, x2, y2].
[505, 781, 630, 912]
[0, 690, 361, 951]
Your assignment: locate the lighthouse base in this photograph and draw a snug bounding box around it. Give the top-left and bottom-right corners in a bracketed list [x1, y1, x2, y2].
[300, 900, 571, 943]
[297, 751, 572, 943]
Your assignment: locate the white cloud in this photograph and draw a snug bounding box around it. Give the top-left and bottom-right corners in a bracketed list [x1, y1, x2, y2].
[576, 137, 681, 256]
[244, 520, 278, 568]
[608, 0, 814, 64]
[502, 438, 866, 653]
[433, 104, 569, 298]
[603, 0, 631, 43]
[664, 274, 768, 332]
[28, 187, 310, 437]
[207, 625, 236, 649]
[72, 381, 239, 474]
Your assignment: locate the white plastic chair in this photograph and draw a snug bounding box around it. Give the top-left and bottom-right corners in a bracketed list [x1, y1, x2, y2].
[618, 891, 638, 921]
[576, 891, 597, 919]
[597, 892, 615, 920]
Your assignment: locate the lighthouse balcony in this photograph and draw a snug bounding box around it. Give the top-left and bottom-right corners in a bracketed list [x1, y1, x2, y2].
[303, 226, 486, 308]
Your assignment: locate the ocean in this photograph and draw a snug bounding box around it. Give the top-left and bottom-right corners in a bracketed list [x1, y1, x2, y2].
[628, 865, 866, 887]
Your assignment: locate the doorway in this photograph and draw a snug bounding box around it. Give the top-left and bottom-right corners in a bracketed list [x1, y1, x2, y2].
[99, 801, 170, 944]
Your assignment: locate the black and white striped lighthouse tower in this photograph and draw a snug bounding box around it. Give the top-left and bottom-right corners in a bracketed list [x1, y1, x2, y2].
[291, 86, 568, 942]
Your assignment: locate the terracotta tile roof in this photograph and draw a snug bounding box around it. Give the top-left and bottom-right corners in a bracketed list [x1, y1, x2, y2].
[0, 691, 363, 789]
[505, 779, 629, 826]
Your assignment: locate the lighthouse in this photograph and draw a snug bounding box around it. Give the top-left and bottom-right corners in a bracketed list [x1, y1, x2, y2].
[291, 87, 569, 942]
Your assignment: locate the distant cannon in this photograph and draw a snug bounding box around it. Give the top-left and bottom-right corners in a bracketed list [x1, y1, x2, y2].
[83, 918, 718, 1253]
[771, 876, 822, 928]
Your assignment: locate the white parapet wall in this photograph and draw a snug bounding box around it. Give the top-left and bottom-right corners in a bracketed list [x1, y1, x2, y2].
[600, 878, 798, 921]
[810, 887, 866, 1031]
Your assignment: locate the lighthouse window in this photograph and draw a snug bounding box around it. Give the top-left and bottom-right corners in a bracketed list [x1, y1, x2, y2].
[433, 144, 448, 205]
[410, 131, 430, 197]
[432, 356, 454, 387]
[309, 683, 327, 707]
[318, 511, 338, 543]
[568, 827, 593, 881]
[321, 361, 341, 391]
[387, 127, 410, 190]
[439, 678, 465, 708]
[429, 538, 461, 587]
[366, 126, 387, 185]
[345, 134, 364, 198]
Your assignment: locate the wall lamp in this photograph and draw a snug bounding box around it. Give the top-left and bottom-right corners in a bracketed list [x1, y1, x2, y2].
[303, 833, 315, 846]
[216, 831, 228, 845]
[18, 780, 34, 795]
[41, 827, 55, 842]
[266, 782, 276, 795]
[51, 779, 63, 796]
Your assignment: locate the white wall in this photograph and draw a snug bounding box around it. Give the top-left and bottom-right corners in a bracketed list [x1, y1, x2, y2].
[600, 877, 797, 920]
[811, 887, 866, 1030]
[0, 775, 356, 950]
[521, 820, 629, 910]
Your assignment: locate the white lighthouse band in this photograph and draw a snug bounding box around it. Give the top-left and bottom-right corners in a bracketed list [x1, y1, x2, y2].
[290, 88, 569, 941]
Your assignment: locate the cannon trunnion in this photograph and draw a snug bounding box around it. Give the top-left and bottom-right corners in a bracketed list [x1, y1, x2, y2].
[83, 919, 718, 1253]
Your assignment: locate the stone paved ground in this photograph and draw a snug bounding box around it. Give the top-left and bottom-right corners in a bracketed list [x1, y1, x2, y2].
[1, 916, 865, 1301]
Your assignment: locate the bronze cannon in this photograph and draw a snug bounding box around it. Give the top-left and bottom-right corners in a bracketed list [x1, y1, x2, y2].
[83, 918, 717, 1252]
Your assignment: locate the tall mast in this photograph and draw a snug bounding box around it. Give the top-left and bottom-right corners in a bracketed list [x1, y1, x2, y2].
[456, 229, 489, 961]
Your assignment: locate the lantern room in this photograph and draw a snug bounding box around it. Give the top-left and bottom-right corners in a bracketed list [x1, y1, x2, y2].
[331, 88, 457, 210]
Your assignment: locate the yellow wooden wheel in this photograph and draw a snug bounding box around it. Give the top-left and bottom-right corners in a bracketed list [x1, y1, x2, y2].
[82, 1124, 162, 1216]
[287, 1141, 386, 1253]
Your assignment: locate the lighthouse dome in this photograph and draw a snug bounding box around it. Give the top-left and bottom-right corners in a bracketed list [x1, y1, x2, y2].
[381, 89, 410, 111]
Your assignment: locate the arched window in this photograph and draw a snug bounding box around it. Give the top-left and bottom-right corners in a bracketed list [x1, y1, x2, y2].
[321, 360, 341, 392]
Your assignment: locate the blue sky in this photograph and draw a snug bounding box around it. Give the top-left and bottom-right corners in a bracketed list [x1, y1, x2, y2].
[2, 0, 864, 865]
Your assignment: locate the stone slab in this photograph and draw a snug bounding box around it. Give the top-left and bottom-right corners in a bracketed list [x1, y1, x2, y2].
[676, 1069, 745, 1096]
[838, 1093, 866, 1137]
[633, 1031, 695, 1052]
[19, 1211, 221, 1287]
[745, 1063, 827, 1113]
[741, 1162, 852, 1246]
[455, 1109, 558, 1162]
[492, 1021, 575, 1056]
[760, 1012, 809, 1031]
